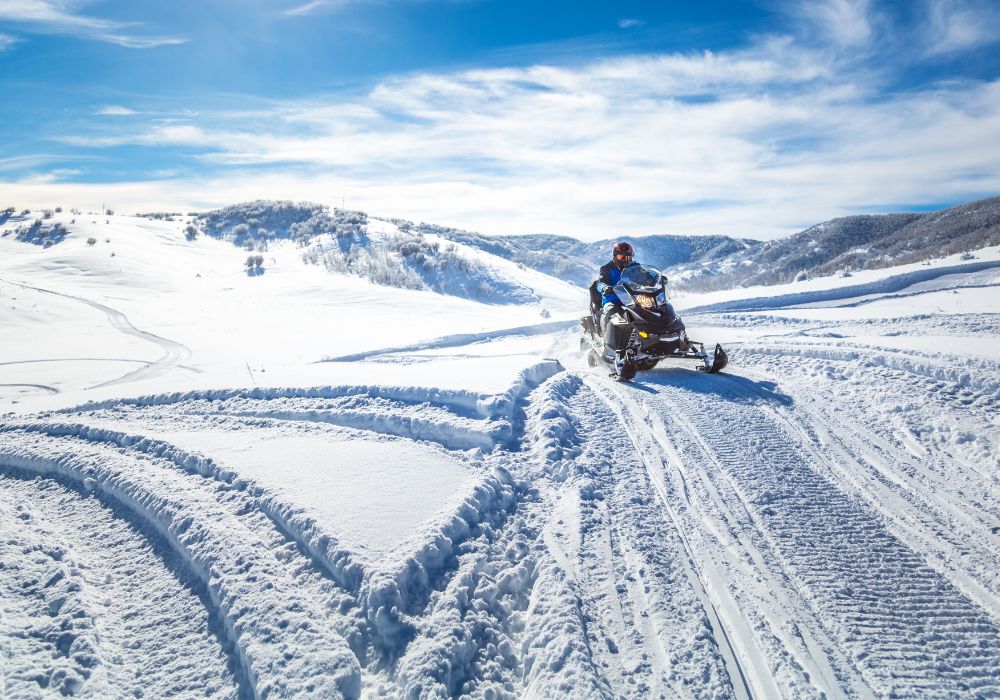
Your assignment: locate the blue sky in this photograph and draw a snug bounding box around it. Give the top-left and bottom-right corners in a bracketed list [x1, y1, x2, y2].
[2, 0, 1000, 239]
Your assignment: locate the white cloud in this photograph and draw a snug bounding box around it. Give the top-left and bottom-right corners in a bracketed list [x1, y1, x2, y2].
[923, 0, 1000, 55]
[283, 0, 343, 16]
[0, 153, 63, 171]
[59, 122, 217, 148]
[618, 18, 644, 29]
[96, 105, 137, 116]
[0, 0, 185, 47]
[281, 0, 478, 18]
[19, 13, 1000, 240]
[0, 31, 18, 49]
[787, 0, 877, 48]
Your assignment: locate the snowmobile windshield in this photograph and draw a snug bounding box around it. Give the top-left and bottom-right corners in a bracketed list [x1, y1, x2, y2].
[619, 264, 663, 292]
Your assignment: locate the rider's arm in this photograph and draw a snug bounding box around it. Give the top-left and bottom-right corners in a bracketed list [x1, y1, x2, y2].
[597, 264, 614, 294]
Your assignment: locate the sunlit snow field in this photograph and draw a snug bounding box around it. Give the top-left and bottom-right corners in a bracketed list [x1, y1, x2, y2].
[2, 211, 999, 699]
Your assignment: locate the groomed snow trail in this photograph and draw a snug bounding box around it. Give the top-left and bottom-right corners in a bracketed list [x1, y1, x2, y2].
[522, 373, 734, 697]
[607, 367, 1000, 697]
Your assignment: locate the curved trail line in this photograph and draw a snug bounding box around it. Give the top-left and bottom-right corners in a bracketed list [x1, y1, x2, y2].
[0, 383, 59, 395]
[0, 277, 191, 389]
[321, 319, 576, 363]
[2, 378, 541, 693]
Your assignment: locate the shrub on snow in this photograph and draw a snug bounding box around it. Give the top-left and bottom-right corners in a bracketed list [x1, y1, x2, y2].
[245, 254, 265, 275]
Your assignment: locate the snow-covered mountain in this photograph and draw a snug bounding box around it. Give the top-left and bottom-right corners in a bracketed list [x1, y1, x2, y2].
[2, 202, 1000, 699]
[419, 224, 752, 290]
[417, 196, 1000, 292]
[674, 195, 1000, 290]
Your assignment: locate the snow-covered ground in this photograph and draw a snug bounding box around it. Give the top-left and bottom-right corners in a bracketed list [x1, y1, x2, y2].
[2, 211, 999, 698]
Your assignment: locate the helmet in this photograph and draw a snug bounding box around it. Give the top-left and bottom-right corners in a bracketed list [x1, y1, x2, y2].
[612, 241, 634, 268]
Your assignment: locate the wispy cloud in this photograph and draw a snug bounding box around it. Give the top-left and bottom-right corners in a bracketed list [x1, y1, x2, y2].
[0, 0, 185, 47]
[283, 0, 342, 17]
[0, 31, 17, 49]
[923, 0, 1000, 55]
[281, 0, 475, 18]
[95, 105, 137, 116]
[0, 153, 65, 171]
[786, 0, 879, 48]
[618, 18, 644, 30]
[60, 122, 217, 148]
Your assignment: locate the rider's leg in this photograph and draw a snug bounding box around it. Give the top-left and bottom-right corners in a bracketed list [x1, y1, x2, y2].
[601, 302, 625, 352]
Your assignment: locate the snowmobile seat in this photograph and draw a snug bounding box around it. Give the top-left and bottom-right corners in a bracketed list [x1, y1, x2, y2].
[588, 281, 602, 315]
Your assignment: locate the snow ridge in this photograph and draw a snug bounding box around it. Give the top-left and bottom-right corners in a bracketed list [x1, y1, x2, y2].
[0, 431, 363, 699]
[59, 359, 563, 430]
[1, 364, 566, 695]
[2, 421, 368, 595]
[358, 466, 520, 661]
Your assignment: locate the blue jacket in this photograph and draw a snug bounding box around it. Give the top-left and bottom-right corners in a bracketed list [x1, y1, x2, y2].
[598, 261, 638, 305]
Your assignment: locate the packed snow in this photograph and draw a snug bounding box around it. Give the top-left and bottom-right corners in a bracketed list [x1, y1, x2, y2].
[1, 209, 999, 698]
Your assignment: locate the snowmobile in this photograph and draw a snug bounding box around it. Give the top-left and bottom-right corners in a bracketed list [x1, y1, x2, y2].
[580, 263, 728, 381]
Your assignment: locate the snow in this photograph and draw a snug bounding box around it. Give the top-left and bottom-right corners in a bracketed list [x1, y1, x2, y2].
[99, 426, 480, 557]
[2, 208, 1000, 698]
[672, 244, 1000, 313]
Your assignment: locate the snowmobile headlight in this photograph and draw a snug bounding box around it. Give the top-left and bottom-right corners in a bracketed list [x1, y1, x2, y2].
[635, 293, 657, 309]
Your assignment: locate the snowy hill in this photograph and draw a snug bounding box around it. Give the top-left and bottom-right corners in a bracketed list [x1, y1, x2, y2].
[0, 206, 580, 408]
[2, 203, 1000, 699]
[189, 201, 550, 305]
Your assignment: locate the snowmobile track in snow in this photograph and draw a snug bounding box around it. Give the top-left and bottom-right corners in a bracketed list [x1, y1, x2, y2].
[4, 323, 1000, 698]
[617, 368, 1000, 698]
[0, 472, 240, 699]
[0, 380, 552, 698]
[0, 428, 364, 698]
[586, 374, 787, 699]
[528, 373, 735, 698]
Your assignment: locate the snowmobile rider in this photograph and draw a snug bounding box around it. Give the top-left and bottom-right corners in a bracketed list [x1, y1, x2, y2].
[597, 241, 637, 353]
